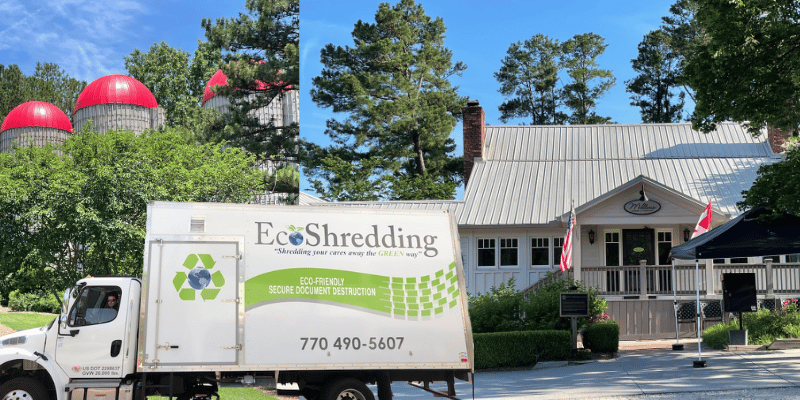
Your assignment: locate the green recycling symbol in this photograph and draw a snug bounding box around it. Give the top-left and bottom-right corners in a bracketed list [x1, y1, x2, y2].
[173, 254, 225, 301]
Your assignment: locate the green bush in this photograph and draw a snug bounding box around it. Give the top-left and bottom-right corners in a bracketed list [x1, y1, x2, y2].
[468, 275, 608, 334]
[473, 330, 571, 369]
[8, 290, 60, 313]
[468, 279, 524, 333]
[702, 303, 800, 349]
[583, 321, 619, 353]
[701, 320, 739, 349]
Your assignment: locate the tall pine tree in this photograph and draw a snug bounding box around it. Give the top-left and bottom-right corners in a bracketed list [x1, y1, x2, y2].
[308, 0, 466, 201]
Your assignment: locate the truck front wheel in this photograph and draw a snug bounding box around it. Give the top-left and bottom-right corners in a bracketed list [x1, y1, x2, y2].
[320, 378, 374, 400]
[0, 377, 49, 400]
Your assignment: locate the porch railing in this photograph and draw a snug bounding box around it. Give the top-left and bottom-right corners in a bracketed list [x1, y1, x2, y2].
[580, 261, 800, 298]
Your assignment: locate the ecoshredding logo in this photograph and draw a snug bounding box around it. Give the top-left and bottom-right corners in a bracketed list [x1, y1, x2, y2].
[173, 254, 225, 301]
[254, 222, 439, 257]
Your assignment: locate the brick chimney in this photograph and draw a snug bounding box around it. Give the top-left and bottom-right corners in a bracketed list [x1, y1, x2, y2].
[767, 125, 792, 153]
[463, 100, 485, 188]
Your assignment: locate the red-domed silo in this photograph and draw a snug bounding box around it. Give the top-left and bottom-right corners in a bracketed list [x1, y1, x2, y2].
[0, 101, 74, 153]
[72, 74, 165, 135]
[201, 69, 299, 128]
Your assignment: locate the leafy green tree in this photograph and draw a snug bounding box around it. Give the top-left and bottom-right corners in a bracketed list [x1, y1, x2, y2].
[560, 33, 616, 124]
[495, 34, 566, 125]
[685, 0, 800, 135]
[739, 140, 800, 215]
[626, 30, 685, 123]
[125, 41, 222, 127]
[660, 0, 706, 104]
[0, 128, 264, 301]
[0, 62, 85, 121]
[308, 0, 466, 201]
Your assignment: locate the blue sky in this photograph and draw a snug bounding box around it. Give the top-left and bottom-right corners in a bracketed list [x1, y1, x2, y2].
[301, 0, 683, 198]
[0, 0, 246, 83]
[1, 0, 684, 199]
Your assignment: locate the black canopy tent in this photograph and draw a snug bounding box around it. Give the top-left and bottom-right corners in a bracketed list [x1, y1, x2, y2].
[667, 206, 800, 365]
[670, 206, 800, 260]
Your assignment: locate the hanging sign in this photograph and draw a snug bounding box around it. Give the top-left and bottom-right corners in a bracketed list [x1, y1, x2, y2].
[624, 199, 661, 215]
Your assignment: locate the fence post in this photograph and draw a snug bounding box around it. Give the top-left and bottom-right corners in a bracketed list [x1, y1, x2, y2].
[640, 260, 648, 299]
[765, 259, 774, 297]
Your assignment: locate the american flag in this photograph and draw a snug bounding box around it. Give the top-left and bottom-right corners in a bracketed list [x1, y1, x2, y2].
[560, 204, 576, 272]
[691, 201, 713, 239]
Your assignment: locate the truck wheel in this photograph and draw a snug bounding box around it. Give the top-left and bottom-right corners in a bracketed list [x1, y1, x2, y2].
[320, 378, 374, 400]
[0, 377, 48, 400]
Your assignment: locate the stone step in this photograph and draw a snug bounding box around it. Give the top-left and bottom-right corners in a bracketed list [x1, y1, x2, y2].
[767, 339, 800, 350]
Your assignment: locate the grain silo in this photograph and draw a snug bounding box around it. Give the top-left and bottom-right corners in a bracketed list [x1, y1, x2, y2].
[0, 101, 74, 153]
[202, 68, 299, 204]
[201, 68, 299, 130]
[72, 74, 165, 135]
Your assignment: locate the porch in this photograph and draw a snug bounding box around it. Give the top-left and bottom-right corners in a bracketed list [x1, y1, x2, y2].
[539, 261, 800, 340]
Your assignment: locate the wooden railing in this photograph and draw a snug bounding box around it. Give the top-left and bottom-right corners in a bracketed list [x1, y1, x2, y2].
[579, 261, 800, 298]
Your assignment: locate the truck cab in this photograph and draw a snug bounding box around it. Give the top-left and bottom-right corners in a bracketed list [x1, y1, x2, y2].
[0, 277, 141, 400]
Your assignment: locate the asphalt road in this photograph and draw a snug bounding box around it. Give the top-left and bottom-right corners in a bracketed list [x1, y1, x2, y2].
[386, 346, 800, 400]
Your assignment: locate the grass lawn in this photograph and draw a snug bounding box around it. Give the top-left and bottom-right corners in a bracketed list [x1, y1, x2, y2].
[0, 312, 56, 332]
[219, 388, 281, 400]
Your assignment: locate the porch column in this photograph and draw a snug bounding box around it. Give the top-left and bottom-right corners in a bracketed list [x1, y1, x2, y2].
[639, 260, 648, 299]
[705, 259, 715, 296]
[765, 259, 774, 297]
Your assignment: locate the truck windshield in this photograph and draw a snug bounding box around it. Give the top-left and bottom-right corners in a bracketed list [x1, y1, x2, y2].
[68, 286, 122, 326]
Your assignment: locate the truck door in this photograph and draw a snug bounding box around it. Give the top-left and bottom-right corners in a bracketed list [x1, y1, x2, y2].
[143, 240, 240, 366]
[56, 280, 137, 379]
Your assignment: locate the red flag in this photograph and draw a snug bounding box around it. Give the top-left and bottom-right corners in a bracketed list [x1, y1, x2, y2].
[691, 201, 713, 239]
[560, 205, 576, 272]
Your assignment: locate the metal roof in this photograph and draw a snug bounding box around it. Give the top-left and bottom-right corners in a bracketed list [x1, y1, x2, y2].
[0, 101, 73, 133]
[462, 122, 777, 226]
[483, 122, 773, 161]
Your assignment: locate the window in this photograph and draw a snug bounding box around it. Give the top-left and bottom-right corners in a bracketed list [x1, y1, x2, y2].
[531, 238, 549, 266]
[69, 286, 121, 327]
[730, 258, 748, 264]
[553, 237, 564, 266]
[500, 238, 518, 267]
[477, 239, 496, 267]
[605, 232, 620, 266]
[763, 256, 779, 263]
[787, 254, 800, 263]
[657, 231, 672, 266]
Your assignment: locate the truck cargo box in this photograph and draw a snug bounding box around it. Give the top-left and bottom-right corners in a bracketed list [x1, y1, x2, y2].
[141, 201, 473, 374]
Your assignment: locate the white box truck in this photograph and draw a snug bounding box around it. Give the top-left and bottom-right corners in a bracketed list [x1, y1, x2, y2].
[0, 201, 473, 400]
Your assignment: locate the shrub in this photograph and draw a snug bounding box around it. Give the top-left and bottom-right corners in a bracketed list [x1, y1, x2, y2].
[583, 320, 619, 353]
[702, 303, 800, 349]
[8, 290, 60, 313]
[521, 273, 607, 331]
[473, 330, 571, 369]
[468, 279, 525, 333]
[701, 320, 739, 349]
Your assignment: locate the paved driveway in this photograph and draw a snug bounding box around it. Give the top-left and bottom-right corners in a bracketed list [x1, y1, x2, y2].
[389, 347, 800, 399]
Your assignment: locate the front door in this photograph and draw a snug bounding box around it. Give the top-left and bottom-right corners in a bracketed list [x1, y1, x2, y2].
[623, 228, 655, 266]
[622, 229, 655, 293]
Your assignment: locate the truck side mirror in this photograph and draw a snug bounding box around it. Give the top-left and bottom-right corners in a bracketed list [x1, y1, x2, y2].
[61, 288, 71, 316]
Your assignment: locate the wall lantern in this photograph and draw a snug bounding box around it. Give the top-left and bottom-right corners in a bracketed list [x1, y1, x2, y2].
[588, 229, 596, 245]
[684, 228, 691, 242]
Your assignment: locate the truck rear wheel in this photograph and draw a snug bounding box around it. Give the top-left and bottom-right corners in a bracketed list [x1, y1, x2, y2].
[0, 377, 48, 400]
[320, 378, 374, 400]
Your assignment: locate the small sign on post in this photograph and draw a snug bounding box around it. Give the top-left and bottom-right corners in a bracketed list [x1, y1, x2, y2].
[561, 292, 589, 356]
[560, 293, 589, 317]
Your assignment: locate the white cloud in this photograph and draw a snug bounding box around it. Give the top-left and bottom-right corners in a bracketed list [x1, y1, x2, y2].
[0, 0, 147, 80]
